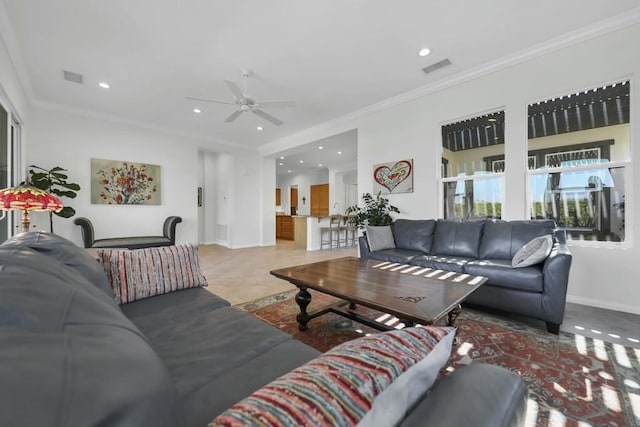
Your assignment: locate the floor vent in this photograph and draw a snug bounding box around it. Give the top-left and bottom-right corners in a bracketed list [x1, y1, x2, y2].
[422, 59, 452, 75]
[63, 70, 83, 84]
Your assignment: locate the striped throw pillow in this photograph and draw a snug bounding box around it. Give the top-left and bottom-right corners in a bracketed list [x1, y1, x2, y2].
[211, 326, 455, 427]
[97, 244, 208, 304]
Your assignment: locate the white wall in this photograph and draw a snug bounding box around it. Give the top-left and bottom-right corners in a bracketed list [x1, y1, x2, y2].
[0, 28, 28, 123]
[26, 107, 263, 249]
[261, 24, 640, 314]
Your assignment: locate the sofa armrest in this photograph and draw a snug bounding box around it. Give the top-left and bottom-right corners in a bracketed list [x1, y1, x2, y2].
[398, 363, 528, 427]
[541, 242, 573, 325]
[163, 216, 182, 244]
[358, 235, 371, 259]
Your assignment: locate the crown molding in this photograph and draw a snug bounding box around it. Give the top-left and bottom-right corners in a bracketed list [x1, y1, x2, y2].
[32, 98, 246, 150]
[262, 7, 640, 153]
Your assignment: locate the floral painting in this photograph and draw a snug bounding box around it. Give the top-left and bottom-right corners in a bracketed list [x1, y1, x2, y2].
[91, 158, 161, 205]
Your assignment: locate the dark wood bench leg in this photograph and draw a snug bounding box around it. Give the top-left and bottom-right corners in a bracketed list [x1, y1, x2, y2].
[546, 322, 560, 335]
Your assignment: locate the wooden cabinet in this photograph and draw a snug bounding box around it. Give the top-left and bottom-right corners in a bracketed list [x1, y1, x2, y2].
[275, 188, 281, 206]
[275, 216, 294, 240]
[310, 184, 329, 216]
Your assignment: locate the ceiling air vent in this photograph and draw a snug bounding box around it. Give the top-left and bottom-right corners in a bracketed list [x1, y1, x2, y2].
[422, 59, 452, 75]
[63, 70, 83, 84]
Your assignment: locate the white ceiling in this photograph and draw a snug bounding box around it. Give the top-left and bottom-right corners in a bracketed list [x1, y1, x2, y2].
[3, 0, 640, 174]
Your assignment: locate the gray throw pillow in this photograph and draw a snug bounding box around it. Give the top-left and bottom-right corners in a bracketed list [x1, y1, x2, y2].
[365, 225, 396, 252]
[512, 235, 553, 268]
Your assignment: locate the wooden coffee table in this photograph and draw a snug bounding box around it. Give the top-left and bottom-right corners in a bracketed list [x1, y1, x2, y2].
[270, 257, 487, 331]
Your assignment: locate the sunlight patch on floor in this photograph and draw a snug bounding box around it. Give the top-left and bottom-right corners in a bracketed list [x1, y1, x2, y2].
[601, 385, 622, 412]
[613, 343, 632, 368]
[594, 338, 609, 361]
[456, 342, 473, 356]
[549, 408, 567, 425]
[523, 398, 538, 427]
[574, 334, 588, 355]
[629, 392, 640, 421]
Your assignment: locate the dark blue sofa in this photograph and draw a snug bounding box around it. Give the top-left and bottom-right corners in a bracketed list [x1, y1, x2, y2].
[359, 219, 573, 334]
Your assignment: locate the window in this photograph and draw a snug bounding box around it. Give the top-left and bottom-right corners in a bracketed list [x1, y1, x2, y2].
[441, 111, 504, 219]
[528, 81, 629, 242]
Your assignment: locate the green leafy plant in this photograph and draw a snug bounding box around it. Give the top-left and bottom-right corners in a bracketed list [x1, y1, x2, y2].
[25, 165, 81, 232]
[345, 192, 400, 230]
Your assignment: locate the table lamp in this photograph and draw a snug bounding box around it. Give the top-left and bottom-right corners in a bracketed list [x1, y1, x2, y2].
[0, 185, 64, 233]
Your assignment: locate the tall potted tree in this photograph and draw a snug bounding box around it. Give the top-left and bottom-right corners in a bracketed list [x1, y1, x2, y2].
[345, 191, 400, 231]
[26, 165, 81, 232]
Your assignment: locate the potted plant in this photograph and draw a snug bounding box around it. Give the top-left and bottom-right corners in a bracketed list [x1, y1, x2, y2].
[25, 165, 81, 232]
[345, 191, 400, 231]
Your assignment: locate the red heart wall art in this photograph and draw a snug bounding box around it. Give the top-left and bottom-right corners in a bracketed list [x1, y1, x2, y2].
[374, 160, 412, 193]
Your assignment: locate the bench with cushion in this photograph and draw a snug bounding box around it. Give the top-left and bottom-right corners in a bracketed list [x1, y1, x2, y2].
[74, 215, 182, 249]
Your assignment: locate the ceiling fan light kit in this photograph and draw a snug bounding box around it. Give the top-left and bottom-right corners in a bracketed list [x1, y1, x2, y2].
[186, 69, 295, 126]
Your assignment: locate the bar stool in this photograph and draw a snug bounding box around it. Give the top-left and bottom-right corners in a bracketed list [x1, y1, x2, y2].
[320, 215, 345, 249]
[344, 215, 358, 246]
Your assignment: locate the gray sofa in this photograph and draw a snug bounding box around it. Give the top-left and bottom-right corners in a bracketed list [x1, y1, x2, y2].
[359, 219, 573, 334]
[0, 232, 528, 427]
[74, 216, 182, 249]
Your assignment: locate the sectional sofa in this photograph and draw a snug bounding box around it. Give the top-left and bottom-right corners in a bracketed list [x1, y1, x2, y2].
[359, 219, 573, 334]
[0, 232, 528, 426]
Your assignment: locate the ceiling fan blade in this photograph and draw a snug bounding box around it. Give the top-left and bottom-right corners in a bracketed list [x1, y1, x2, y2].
[256, 100, 296, 108]
[224, 80, 246, 101]
[185, 96, 235, 105]
[224, 110, 243, 123]
[252, 108, 283, 126]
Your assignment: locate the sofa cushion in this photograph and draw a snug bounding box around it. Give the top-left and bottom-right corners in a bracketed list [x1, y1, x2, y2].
[212, 326, 455, 427]
[369, 248, 421, 264]
[410, 255, 474, 273]
[366, 225, 396, 251]
[465, 259, 544, 292]
[98, 244, 208, 304]
[431, 220, 484, 258]
[392, 219, 436, 253]
[127, 305, 294, 397]
[512, 235, 553, 268]
[120, 287, 230, 320]
[479, 220, 556, 260]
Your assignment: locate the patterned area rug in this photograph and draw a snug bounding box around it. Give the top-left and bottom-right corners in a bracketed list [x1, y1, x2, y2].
[236, 290, 640, 427]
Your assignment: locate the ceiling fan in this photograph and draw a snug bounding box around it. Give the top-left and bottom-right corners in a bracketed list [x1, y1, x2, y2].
[186, 70, 295, 126]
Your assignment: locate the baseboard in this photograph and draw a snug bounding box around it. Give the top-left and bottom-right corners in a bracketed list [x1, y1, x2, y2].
[566, 295, 640, 315]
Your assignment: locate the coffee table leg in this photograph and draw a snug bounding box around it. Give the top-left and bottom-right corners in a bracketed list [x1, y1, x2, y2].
[295, 287, 312, 331]
[447, 304, 462, 326]
[349, 302, 357, 310]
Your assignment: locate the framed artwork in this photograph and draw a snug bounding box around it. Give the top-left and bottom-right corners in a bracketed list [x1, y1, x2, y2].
[373, 159, 413, 194]
[91, 158, 161, 205]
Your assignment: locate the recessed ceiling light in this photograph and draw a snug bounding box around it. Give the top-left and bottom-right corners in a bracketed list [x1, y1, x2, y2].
[287, 170, 292, 173]
[318, 163, 323, 167]
[318, 146, 323, 150]
[418, 48, 431, 57]
[279, 162, 283, 166]
[280, 156, 285, 160]
[193, 108, 201, 114]
[299, 160, 304, 163]
[98, 82, 110, 89]
[257, 126, 263, 131]
[337, 151, 342, 155]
